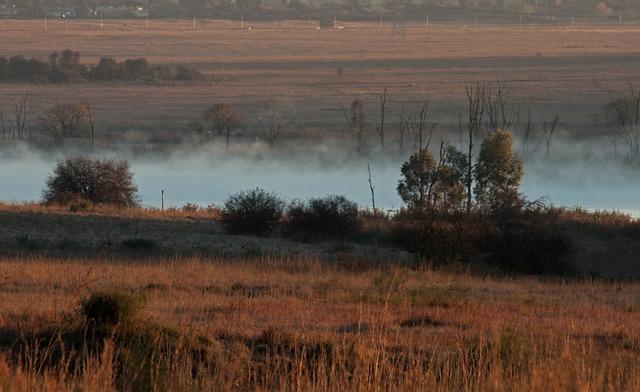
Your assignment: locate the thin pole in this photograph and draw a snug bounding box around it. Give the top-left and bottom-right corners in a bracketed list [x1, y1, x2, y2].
[193, 16, 196, 29]
[241, 13, 244, 29]
[367, 162, 376, 212]
[100, 12, 103, 30]
[44, 16, 47, 32]
[146, 14, 149, 29]
[161, 190, 164, 211]
[426, 15, 429, 27]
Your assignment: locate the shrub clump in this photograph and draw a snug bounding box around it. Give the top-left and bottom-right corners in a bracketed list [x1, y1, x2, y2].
[221, 188, 285, 236]
[43, 156, 138, 207]
[81, 291, 141, 334]
[286, 195, 359, 240]
[121, 238, 158, 252]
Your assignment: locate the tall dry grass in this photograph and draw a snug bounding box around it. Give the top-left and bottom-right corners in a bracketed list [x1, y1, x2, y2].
[0, 255, 637, 390]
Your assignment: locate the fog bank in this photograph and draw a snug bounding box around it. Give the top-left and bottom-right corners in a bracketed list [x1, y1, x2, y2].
[0, 141, 638, 216]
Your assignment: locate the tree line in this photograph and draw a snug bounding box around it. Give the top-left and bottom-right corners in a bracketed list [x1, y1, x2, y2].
[0, 50, 202, 83]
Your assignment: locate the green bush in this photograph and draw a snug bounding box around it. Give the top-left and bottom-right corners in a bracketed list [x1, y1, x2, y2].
[221, 188, 285, 236]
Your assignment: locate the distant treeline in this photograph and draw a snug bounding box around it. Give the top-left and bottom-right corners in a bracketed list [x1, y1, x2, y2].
[0, 50, 202, 83]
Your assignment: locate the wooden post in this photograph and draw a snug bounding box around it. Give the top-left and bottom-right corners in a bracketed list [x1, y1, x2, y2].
[161, 190, 164, 211]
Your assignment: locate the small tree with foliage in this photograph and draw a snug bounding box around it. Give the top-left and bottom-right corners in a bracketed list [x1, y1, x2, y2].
[397, 147, 465, 214]
[474, 130, 524, 210]
[43, 156, 138, 207]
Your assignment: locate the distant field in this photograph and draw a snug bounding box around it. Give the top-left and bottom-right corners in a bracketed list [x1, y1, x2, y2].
[0, 19, 639, 134]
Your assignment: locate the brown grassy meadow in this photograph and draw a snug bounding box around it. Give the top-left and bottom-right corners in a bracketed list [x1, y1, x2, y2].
[1, 19, 640, 133]
[1, 19, 640, 390]
[0, 254, 639, 391]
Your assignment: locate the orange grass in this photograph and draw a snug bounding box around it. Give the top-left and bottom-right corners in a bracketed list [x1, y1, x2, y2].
[0, 201, 221, 221]
[0, 254, 638, 390]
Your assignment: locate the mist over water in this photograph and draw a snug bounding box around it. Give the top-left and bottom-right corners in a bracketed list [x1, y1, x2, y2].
[1, 141, 639, 216]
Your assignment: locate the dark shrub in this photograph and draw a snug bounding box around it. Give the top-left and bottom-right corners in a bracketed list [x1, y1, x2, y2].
[91, 57, 119, 80]
[318, 17, 334, 28]
[16, 234, 42, 250]
[0, 56, 7, 80]
[174, 65, 202, 81]
[390, 214, 471, 264]
[286, 195, 359, 240]
[120, 58, 150, 80]
[482, 208, 573, 275]
[43, 156, 138, 207]
[121, 238, 157, 252]
[81, 291, 141, 333]
[221, 188, 284, 236]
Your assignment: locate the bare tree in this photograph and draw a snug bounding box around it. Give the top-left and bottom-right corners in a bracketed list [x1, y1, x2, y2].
[539, 114, 559, 158]
[342, 99, 367, 154]
[409, 102, 436, 152]
[520, 109, 536, 159]
[13, 93, 30, 139]
[86, 103, 96, 149]
[376, 88, 387, 152]
[256, 98, 291, 147]
[38, 103, 89, 143]
[461, 82, 488, 214]
[609, 132, 619, 159]
[485, 82, 519, 133]
[0, 107, 5, 139]
[397, 110, 409, 155]
[204, 103, 242, 149]
[606, 81, 640, 162]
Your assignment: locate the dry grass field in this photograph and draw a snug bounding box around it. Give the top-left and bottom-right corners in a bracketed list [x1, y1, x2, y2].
[0, 254, 638, 390]
[1, 19, 640, 391]
[1, 19, 639, 134]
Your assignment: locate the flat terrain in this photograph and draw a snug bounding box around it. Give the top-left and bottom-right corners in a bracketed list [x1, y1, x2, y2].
[0, 255, 638, 390]
[0, 19, 639, 134]
[0, 203, 412, 263]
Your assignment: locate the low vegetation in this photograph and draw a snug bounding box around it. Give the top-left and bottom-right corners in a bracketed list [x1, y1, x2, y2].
[0, 50, 202, 84]
[286, 195, 360, 240]
[221, 188, 284, 236]
[0, 255, 638, 391]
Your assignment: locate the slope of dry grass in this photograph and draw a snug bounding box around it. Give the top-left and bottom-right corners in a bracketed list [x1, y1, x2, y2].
[0, 255, 638, 390]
